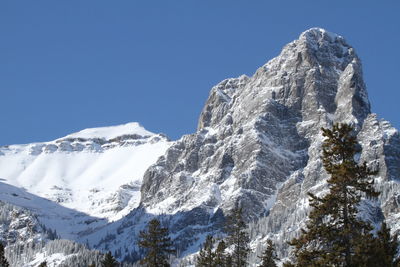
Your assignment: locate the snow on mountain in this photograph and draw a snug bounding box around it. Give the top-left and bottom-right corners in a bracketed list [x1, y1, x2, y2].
[0, 122, 171, 231]
[1, 28, 400, 266]
[64, 122, 153, 140]
[82, 28, 400, 265]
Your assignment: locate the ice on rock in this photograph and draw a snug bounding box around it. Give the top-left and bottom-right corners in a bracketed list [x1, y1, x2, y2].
[131, 27, 400, 263]
[1, 28, 400, 266]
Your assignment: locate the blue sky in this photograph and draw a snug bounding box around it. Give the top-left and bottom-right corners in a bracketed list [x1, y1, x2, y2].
[0, 1, 399, 145]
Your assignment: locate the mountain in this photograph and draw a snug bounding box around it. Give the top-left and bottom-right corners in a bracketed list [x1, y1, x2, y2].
[0, 28, 399, 266]
[89, 28, 400, 264]
[0, 122, 170, 238]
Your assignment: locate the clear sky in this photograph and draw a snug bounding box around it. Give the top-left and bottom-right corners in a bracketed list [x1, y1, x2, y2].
[1, 1, 399, 145]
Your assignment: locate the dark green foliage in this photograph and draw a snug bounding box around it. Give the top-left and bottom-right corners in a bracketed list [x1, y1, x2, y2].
[101, 251, 118, 267]
[226, 206, 250, 267]
[214, 240, 228, 267]
[288, 123, 380, 266]
[282, 262, 295, 267]
[225, 254, 233, 267]
[38, 261, 47, 267]
[363, 222, 399, 267]
[138, 218, 175, 267]
[0, 243, 9, 267]
[258, 240, 278, 267]
[196, 235, 216, 267]
[352, 232, 379, 267]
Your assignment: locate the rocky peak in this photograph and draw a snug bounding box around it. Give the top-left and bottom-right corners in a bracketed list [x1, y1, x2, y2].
[138, 28, 371, 236]
[133, 31, 395, 262]
[4, 28, 398, 266]
[143, 28, 373, 208]
[198, 28, 370, 138]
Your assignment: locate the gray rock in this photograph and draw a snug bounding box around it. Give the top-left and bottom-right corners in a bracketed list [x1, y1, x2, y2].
[134, 28, 400, 261]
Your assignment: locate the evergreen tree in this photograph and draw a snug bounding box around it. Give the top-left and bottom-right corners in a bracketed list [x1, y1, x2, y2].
[225, 255, 233, 267]
[288, 123, 380, 266]
[38, 261, 47, 267]
[258, 239, 278, 267]
[138, 218, 175, 267]
[196, 235, 216, 267]
[101, 251, 118, 267]
[368, 222, 399, 267]
[282, 262, 295, 267]
[226, 206, 250, 267]
[351, 231, 378, 267]
[0, 243, 9, 267]
[214, 240, 228, 267]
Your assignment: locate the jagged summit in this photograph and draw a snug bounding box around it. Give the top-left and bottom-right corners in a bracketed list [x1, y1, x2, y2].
[132, 28, 399, 261]
[300, 27, 341, 41]
[1, 29, 399, 266]
[295, 27, 350, 58]
[198, 28, 369, 132]
[146, 27, 370, 217]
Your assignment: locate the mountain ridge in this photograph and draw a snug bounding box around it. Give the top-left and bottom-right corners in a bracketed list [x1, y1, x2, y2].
[0, 28, 399, 266]
[0, 122, 171, 223]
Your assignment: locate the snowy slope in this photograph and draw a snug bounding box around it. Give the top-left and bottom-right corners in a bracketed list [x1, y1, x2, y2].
[2, 29, 400, 266]
[83, 28, 400, 265]
[0, 122, 171, 223]
[65, 122, 153, 140]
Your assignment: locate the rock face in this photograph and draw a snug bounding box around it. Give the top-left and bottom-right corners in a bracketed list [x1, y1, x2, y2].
[136, 28, 400, 260]
[1, 28, 399, 265]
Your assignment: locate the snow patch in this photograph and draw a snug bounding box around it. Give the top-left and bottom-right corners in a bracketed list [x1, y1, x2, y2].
[64, 122, 153, 140]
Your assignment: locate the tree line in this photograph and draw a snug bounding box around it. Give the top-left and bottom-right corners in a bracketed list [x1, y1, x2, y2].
[0, 123, 399, 266]
[193, 124, 399, 267]
[96, 124, 400, 266]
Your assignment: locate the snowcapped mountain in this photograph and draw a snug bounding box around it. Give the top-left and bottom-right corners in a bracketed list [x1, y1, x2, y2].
[0, 122, 171, 235]
[86, 28, 400, 264]
[0, 28, 399, 266]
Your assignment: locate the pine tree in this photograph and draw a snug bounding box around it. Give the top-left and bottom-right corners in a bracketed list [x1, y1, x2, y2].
[226, 206, 250, 267]
[101, 251, 118, 267]
[351, 231, 378, 267]
[0, 243, 9, 267]
[282, 262, 295, 267]
[368, 222, 399, 267]
[214, 240, 228, 267]
[225, 254, 233, 267]
[38, 261, 47, 267]
[258, 239, 278, 267]
[196, 235, 216, 267]
[288, 123, 380, 266]
[138, 218, 175, 267]
[351, 221, 399, 267]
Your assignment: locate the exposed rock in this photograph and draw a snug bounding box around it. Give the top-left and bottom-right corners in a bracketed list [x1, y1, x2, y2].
[135, 28, 400, 261]
[1, 28, 399, 266]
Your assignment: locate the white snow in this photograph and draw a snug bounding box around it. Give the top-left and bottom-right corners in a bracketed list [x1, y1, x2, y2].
[0, 122, 171, 239]
[27, 252, 71, 267]
[63, 122, 153, 140]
